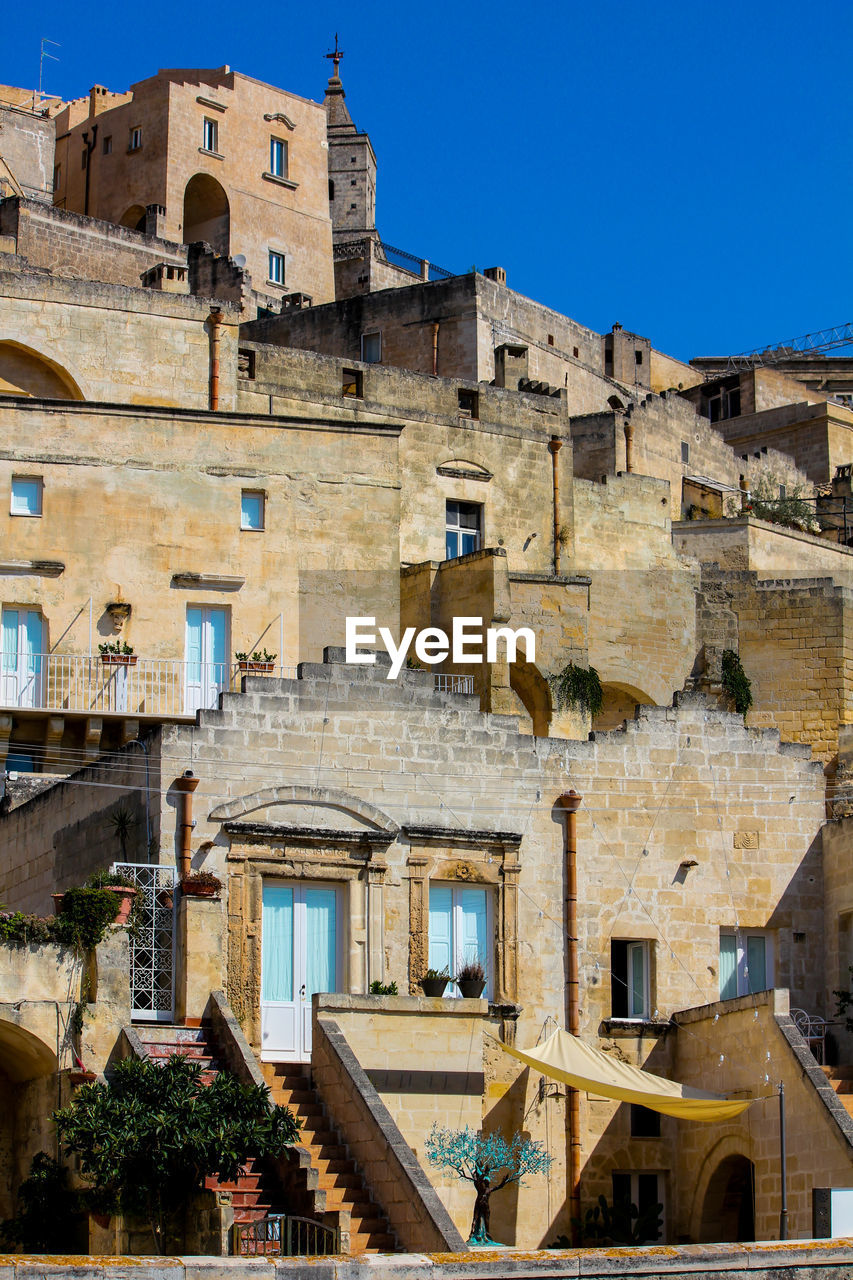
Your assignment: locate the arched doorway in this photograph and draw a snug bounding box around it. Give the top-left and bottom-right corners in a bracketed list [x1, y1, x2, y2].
[699, 1154, 755, 1243]
[119, 204, 147, 232]
[182, 174, 230, 255]
[593, 681, 655, 732]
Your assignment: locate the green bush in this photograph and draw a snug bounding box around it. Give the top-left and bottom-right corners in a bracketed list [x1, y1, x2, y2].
[550, 662, 604, 718]
[721, 649, 753, 717]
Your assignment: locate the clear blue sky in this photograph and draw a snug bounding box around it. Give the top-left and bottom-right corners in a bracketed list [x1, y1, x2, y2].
[3, 0, 851, 362]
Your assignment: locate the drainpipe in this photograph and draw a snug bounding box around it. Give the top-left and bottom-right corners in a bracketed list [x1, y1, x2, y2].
[174, 770, 199, 880]
[81, 124, 98, 216]
[432, 322, 439, 376]
[557, 789, 582, 1240]
[548, 437, 563, 576]
[208, 307, 223, 411]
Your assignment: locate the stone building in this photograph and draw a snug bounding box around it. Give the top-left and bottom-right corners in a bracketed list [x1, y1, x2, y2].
[2, 51, 853, 1260]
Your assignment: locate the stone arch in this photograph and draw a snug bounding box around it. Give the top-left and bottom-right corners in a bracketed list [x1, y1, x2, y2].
[510, 661, 552, 737]
[689, 1135, 756, 1243]
[0, 340, 86, 400]
[208, 784, 399, 834]
[119, 204, 147, 232]
[594, 680, 655, 732]
[607, 394, 626, 411]
[182, 174, 230, 256]
[0, 1019, 56, 1083]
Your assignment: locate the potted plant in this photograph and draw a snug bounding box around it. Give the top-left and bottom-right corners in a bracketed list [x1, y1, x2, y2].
[235, 649, 277, 673]
[456, 958, 486, 999]
[180, 869, 222, 898]
[369, 980, 398, 995]
[98, 641, 137, 667]
[86, 869, 138, 925]
[420, 966, 450, 998]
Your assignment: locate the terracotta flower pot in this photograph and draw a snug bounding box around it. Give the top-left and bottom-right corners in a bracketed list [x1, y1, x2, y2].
[104, 885, 137, 924]
[100, 654, 138, 666]
[67, 1068, 98, 1087]
[180, 879, 219, 898]
[238, 661, 275, 673]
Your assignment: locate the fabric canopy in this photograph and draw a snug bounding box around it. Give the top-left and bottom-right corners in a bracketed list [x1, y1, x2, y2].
[494, 1029, 753, 1122]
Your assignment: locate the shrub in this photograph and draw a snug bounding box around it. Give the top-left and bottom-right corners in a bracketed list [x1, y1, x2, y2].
[550, 662, 604, 718]
[721, 649, 753, 717]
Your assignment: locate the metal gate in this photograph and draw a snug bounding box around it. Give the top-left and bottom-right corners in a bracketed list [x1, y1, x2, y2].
[112, 862, 177, 1022]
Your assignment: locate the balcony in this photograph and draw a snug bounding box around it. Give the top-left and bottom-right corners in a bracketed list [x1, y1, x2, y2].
[0, 655, 298, 721]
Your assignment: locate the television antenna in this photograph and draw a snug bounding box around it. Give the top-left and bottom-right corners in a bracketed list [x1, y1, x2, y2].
[37, 37, 60, 105]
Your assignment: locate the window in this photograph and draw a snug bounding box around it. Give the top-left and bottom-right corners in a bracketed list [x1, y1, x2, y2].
[361, 332, 381, 364]
[202, 118, 218, 152]
[720, 930, 772, 1000]
[81, 148, 87, 170]
[270, 137, 288, 178]
[11, 476, 43, 517]
[612, 1172, 664, 1243]
[548, 334, 555, 346]
[329, 179, 335, 201]
[53, 165, 61, 190]
[610, 939, 650, 1019]
[635, 349, 644, 365]
[445, 500, 482, 560]
[573, 346, 579, 358]
[630, 1105, 661, 1138]
[268, 250, 285, 286]
[342, 368, 363, 398]
[102, 135, 112, 155]
[681, 441, 689, 464]
[129, 126, 142, 151]
[428, 884, 490, 997]
[708, 386, 741, 423]
[241, 490, 265, 531]
[458, 389, 479, 419]
[237, 348, 256, 379]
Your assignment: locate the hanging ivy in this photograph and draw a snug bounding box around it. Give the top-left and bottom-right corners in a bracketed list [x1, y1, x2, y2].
[721, 649, 753, 717]
[550, 662, 604, 719]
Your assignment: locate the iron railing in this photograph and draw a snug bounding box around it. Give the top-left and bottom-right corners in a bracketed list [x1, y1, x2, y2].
[0, 654, 298, 718]
[378, 240, 453, 281]
[231, 1213, 339, 1257]
[434, 673, 475, 694]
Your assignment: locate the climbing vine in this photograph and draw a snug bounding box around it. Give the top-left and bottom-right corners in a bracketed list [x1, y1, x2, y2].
[721, 649, 753, 717]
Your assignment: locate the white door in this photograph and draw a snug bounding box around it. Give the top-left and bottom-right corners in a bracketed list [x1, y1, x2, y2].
[185, 606, 228, 713]
[1, 609, 43, 708]
[261, 882, 340, 1062]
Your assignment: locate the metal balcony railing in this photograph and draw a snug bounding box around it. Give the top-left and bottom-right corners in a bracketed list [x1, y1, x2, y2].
[434, 673, 475, 694]
[0, 654, 298, 718]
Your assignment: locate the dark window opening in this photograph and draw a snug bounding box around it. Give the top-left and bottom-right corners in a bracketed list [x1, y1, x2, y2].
[635, 349, 643, 365]
[328, 179, 335, 200]
[681, 441, 689, 464]
[630, 1105, 661, 1138]
[548, 334, 555, 346]
[573, 346, 579, 358]
[237, 349, 256, 380]
[342, 368, 363, 398]
[458, 389, 479, 419]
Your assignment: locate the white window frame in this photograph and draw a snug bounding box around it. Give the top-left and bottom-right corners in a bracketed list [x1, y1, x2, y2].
[268, 250, 285, 286]
[360, 332, 381, 364]
[241, 490, 265, 531]
[202, 117, 218, 153]
[10, 476, 43, 517]
[270, 137, 288, 178]
[611, 939, 651, 1021]
[719, 929, 773, 1000]
[428, 883, 492, 999]
[445, 500, 482, 561]
[129, 126, 142, 152]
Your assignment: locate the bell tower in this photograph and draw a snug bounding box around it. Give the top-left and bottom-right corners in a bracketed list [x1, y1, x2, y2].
[324, 36, 377, 238]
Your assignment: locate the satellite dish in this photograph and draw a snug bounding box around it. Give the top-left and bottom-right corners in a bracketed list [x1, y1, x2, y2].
[233, 254, 247, 268]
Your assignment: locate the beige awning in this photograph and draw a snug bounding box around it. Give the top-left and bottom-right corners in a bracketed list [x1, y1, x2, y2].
[494, 1030, 753, 1122]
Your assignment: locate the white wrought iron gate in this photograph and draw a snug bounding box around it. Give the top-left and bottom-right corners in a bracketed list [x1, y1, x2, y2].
[113, 862, 177, 1022]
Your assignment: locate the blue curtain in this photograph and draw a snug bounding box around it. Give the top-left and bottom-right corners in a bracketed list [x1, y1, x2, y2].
[261, 885, 293, 1002]
[305, 888, 336, 995]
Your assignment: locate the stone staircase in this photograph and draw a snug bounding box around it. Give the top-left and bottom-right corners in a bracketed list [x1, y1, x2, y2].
[822, 1062, 853, 1115]
[134, 1025, 288, 1230]
[262, 1061, 396, 1254]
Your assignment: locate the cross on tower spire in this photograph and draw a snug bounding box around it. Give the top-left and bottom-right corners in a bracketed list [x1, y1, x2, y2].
[325, 33, 344, 79]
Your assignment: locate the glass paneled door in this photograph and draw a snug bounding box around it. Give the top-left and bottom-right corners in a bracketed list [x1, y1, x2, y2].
[261, 882, 340, 1062]
[1, 609, 43, 707]
[185, 606, 228, 713]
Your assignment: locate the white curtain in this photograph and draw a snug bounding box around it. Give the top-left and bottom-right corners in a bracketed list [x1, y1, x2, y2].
[261, 885, 293, 1002]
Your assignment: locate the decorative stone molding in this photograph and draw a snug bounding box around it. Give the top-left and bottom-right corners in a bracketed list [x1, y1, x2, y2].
[210, 784, 399, 834]
[0, 559, 64, 576]
[171, 573, 245, 591]
[403, 824, 522, 1001]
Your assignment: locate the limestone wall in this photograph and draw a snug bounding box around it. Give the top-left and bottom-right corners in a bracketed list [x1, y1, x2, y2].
[0, 104, 54, 201]
[0, 267, 239, 408]
[674, 516, 853, 583]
